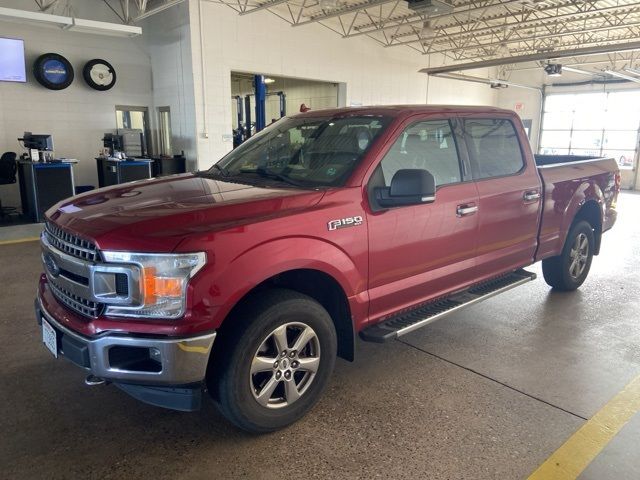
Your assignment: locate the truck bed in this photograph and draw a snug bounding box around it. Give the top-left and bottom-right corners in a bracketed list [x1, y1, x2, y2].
[534, 154, 619, 261]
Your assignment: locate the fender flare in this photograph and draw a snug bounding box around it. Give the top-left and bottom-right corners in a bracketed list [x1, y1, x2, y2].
[207, 236, 364, 328]
[559, 180, 604, 249]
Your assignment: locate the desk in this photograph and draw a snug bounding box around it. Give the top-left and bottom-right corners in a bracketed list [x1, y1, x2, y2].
[18, 161, 75, 223]
[95, 157, 154, 187]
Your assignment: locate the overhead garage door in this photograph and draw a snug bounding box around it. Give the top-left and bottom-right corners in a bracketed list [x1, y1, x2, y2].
[539, 91, 640, 171]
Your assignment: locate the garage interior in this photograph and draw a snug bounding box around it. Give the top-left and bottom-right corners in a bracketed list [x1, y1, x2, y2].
[1, 0, 639, 478]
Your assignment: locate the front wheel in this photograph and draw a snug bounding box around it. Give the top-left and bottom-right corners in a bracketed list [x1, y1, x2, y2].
[208, 289, 337, 433]
[542, 220, 595, 291]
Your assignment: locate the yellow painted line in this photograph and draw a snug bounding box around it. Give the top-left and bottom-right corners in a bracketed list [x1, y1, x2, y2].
[0, 236, 40, 246]
[528, 374, 640, 480]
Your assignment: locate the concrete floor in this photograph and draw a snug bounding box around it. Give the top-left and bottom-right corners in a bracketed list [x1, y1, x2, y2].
[1, 193, 638, 479]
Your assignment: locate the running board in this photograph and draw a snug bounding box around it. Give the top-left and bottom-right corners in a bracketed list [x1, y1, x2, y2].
[360, 269, 537, 343]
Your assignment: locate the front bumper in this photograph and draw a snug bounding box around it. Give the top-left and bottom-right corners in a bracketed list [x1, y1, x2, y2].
[35, 294, 216, 387]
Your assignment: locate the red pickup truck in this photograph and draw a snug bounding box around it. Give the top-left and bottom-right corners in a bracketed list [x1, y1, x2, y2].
[36, 106, 619, 432]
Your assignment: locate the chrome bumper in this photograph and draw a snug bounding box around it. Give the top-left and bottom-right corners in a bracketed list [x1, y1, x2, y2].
[36, 295, 216, 385]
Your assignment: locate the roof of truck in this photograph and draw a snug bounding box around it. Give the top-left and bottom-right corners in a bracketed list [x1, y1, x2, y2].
[291, 105, 515, 119]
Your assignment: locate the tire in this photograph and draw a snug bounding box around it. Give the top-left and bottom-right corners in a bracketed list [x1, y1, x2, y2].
[83, 59, 117, 91]
[542, 220, 595, 291]
[207, 288, 337, 433]
[33, 53, 74, 90]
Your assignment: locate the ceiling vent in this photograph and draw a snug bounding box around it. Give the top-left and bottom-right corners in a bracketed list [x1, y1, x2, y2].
[406, 0, 453, 15]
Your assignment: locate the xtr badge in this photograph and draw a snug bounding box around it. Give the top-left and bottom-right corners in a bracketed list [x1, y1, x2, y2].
[327, 216, 364, 231]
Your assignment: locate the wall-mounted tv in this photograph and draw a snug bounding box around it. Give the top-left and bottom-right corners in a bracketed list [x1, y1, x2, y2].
[0, 38, 27, 83]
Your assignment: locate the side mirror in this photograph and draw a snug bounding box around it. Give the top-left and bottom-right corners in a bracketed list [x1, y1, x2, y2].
[375, 169, 436, 208]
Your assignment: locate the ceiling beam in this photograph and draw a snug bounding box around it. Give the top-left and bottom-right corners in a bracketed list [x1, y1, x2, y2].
[346, 0, 527, 37]
[420, 40, 640, 75]
[412, 20, 640, 57]
[384, 2, 640, 47]
[292, 0, 396, 27]
[239, 0, 290, 15]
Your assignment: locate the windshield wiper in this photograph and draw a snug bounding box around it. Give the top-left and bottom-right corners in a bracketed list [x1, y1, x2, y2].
[254, 168, 308, 188]
[211, 163, 229, 176]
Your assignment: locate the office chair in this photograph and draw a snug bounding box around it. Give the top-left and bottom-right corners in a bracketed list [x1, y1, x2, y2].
[0, 152, 18, 219]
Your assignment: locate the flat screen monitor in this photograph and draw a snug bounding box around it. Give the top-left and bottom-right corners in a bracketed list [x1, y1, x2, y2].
[22, 132, 54, 151]
[0, 38, 26, 83]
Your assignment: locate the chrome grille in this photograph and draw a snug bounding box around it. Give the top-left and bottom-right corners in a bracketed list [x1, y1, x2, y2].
[49, 279, 104, 318]
[44, 222, 99, 262]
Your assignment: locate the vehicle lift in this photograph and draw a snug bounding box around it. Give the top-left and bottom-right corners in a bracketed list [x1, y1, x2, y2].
[232, 75, 286, 148]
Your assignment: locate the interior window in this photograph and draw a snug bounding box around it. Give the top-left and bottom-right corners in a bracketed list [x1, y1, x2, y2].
[379, 120, 462, 187]
[463, 119, 524, 179]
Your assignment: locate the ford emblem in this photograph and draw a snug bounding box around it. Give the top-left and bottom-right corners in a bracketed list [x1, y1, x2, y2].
[44, 253, 60, 278]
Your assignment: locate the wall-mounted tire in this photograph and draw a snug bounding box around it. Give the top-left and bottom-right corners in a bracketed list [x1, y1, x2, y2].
[33, 53, 74, 90]
[83, 59, 116, 91]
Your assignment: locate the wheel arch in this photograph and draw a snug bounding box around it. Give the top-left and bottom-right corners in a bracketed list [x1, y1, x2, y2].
[217, 268, 355, 362]
[573, 200, 603, 254]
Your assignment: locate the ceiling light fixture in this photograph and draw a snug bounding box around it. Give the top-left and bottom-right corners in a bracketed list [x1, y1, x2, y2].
[421, 20, 436, 38]
[319, 0, 340, 10]
[0, 6, 141, 37]
[623, 67, 640, 77]
[264, 78, 276, 84]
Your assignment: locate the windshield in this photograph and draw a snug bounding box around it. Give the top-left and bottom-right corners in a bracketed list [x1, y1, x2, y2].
[207, 115, 391, 188]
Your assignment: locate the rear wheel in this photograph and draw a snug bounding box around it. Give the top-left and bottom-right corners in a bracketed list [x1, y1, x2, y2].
[542, 220, 595, 291]
[208, 289, 337, 433]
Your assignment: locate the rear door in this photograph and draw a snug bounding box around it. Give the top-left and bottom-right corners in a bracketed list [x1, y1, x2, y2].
[365, 116, 480, 321]
[460, 115, 542, 279]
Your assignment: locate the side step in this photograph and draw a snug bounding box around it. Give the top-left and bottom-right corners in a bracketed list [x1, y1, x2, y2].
[360, 269, 536, 343]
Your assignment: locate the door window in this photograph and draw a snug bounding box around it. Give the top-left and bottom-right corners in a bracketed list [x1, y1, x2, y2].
[379, 120, 462, 187]
[463, 119, 524, 179]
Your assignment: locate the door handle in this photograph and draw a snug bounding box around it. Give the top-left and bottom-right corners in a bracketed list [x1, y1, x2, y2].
[523, 190, 541, 202]
[456, 204, 478, 217]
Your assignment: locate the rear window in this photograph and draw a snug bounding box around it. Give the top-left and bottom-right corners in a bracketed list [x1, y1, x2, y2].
[463, 119, 524, 179]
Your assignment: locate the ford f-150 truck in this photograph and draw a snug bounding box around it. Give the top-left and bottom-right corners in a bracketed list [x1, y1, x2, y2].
[35, 106, 619, 432]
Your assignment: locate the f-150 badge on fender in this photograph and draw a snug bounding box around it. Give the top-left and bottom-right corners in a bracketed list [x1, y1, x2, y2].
[327, 216, 364, 231]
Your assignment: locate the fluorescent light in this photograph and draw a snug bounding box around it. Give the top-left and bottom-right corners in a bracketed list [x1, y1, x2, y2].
[604, 70, 640, 84]
[0, 6, 72, 27]
[67, 18, 141, 37]
[0, 6, 141, 37]
[264, 78, 276, 84]
[624, 67, 640, 77]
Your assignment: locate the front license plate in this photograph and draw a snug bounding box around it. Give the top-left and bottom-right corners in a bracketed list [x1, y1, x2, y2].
[42, 319, 58, 358]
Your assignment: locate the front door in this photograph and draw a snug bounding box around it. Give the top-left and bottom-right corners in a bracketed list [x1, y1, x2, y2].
[366, 117, 479, 322]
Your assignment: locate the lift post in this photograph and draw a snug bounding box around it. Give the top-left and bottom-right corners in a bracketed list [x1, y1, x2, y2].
[244, 95, 252, 139]
[254, 74, 266, 132]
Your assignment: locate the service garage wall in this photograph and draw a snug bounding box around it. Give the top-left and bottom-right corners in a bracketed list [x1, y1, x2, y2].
[0, 11, 153, 207]
[498, 68, 640, 190]
[187, 0, 498, 169]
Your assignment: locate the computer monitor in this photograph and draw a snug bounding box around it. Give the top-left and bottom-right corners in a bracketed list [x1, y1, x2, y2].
[102, 133, 123, 155]
[20, 132, 54, 151]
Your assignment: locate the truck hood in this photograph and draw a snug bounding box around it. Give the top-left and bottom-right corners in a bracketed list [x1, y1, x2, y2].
[47, 173, 325, 252]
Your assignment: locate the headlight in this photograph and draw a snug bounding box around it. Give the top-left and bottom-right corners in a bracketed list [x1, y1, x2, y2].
[99, 251, 206, 319]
